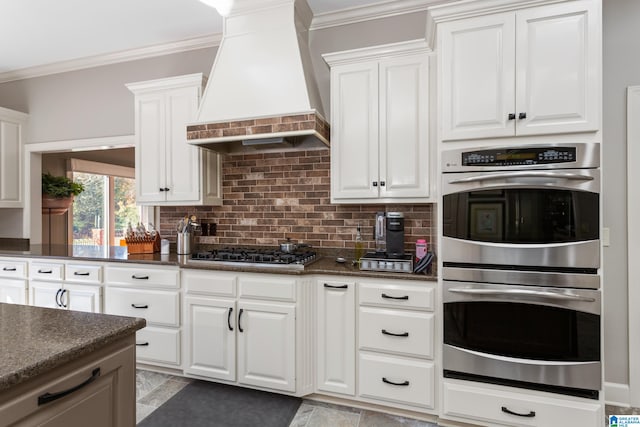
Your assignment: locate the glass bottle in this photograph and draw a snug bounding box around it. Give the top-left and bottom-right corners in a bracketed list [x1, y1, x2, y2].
[355, 223, 364, 263]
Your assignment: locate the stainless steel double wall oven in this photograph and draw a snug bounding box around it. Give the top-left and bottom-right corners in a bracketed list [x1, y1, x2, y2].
[441, 143, 601, 399]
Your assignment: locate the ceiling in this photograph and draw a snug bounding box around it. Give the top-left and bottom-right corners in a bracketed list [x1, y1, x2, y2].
[0, 0, 401, 75]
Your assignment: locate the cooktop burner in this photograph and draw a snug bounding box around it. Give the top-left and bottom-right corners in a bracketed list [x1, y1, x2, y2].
[189, 247, 318, 270]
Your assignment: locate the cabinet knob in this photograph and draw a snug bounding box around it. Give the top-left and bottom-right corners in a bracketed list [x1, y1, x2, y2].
[159, 188, 165, 192]
[508, 113, 516, 120]
[372, 181, 378, 187]
[380, 181, 386, 187]
[518, 112, 527, 120]
[164, 187, 170, 191]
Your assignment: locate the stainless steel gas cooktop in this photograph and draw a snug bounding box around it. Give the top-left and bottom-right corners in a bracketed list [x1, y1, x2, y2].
[188, 247, 318, 270]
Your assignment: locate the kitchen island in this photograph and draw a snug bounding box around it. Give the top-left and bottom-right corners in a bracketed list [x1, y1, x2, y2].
[0, 303, 145, 426]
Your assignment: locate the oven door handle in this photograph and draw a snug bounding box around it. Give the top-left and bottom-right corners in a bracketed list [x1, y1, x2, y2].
[447, 171, 595, 184]
[448, 288, 596, 302]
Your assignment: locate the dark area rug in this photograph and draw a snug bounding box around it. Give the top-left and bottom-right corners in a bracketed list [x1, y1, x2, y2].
[137, 380, 302, 427]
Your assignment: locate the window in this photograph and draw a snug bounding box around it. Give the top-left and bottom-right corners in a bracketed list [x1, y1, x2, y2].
[68, 159, 152, 248]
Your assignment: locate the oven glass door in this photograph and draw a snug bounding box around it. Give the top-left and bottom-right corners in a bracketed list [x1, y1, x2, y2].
[444, 283, 601, 362]
[443, 188, 599, 244]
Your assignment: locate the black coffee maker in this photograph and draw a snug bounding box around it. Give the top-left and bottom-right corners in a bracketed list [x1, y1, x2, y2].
[385, 212, 405, 258]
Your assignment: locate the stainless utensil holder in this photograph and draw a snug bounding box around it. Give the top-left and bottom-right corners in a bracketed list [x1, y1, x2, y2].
[176, 232, 193, 255]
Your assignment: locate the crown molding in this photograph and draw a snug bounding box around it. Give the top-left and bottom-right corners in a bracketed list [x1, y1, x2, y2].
[322, 39, 430, 66]
[310, 0, 444, 31]
[0, 34, 222, 84]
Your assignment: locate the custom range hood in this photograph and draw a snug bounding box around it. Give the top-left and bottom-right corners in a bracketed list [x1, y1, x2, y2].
[187, 0, 329, 154]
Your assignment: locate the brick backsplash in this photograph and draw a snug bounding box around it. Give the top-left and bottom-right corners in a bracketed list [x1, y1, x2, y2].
[159, 149, 436, 255]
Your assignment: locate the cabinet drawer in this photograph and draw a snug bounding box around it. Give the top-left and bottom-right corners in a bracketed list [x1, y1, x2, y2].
[0, 259, 27, 278]
[30, 262, 64, 281]
[136, 327, 180, 366]
[105, 288, 179, 327]
[359, 307, 434, 358]
[238, 275, 296, 302]
[183, 269, 236, 296]
[359, 281, 434, 311]
[105, 265, 179, 288]
[442, 380, 602, 427]
[359, 352, 434, 409]
[65, 264, 103, 284]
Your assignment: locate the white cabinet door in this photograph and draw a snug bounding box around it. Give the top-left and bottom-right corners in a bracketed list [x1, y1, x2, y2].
[379, 54, 430, 198]
[184, 296, 236, 382]
[317, 280, 355, 396]
[165, 87, 201, 203]
[237, 300, 295, 392]
[330, 61, 379, 201]
[439, 1, 599, 141]
[515, 0, 599, 135]
[440, 12, 516, 141]
[0, 279, 27, 305]
[0, 108, 27, 207]
[29, 281, 62, 309]
[64, 283, 102, 313]
[134, 93, 166, 203]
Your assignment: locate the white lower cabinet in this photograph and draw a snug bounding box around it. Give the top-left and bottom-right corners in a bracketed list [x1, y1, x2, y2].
[183, 270, 306, 394]
[316, 278, 355, 396]
[357, 278, 437, 412]
[359, 352, 435, 409]
[29, 261, 103, 313]
[0, 258, 28, 305]
[442, 379, 603, 427]
[104, 263, 181, 368]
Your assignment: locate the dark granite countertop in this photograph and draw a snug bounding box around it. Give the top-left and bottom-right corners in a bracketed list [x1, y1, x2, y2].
[0, 244, 436, 282]
[0, 303, 145, 391]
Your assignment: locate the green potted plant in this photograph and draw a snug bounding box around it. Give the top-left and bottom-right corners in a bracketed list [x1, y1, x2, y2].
[41, 172, 85, 215]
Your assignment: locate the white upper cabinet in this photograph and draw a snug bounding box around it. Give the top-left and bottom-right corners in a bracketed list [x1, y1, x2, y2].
[0, 107, 27, 208]
[438, 0, 600, 141]
[127, 74, 222, 206]
[324, 40, 434, 203]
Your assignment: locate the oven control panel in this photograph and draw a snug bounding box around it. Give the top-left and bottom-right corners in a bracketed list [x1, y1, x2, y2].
[461, 147, 577, 167]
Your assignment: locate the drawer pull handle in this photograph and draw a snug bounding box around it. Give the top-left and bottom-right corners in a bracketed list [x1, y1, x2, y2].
[131, 304, 149, 309]
[501, 406, 536, 418]
[136, 342, 150, 346]
[73, 271, 90, 276]
[238, 308, 244, 333]
[60, 289, 67, 308]
[381, 329, 409, 337]
[38, 368, 101, 406]
[324, 283, 348, 289]
[38, 269, 53, 274]
[382, 377, 409, 386]
[228, 307, 234, 331]
[2, 267, 16, 271]
[381, 293, 409, 300]
[131, 274, 149, 280]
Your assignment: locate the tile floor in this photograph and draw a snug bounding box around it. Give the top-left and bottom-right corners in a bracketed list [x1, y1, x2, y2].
[136, 369, 638, 427]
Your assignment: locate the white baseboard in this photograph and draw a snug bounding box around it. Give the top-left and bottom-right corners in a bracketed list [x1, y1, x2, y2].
[605, 382, 630, 407]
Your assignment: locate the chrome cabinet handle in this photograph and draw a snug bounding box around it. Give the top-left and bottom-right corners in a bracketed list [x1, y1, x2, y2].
[38, 368, 101, 406]
[502, 406, 535, 418]
[448, 288, 596, 302]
